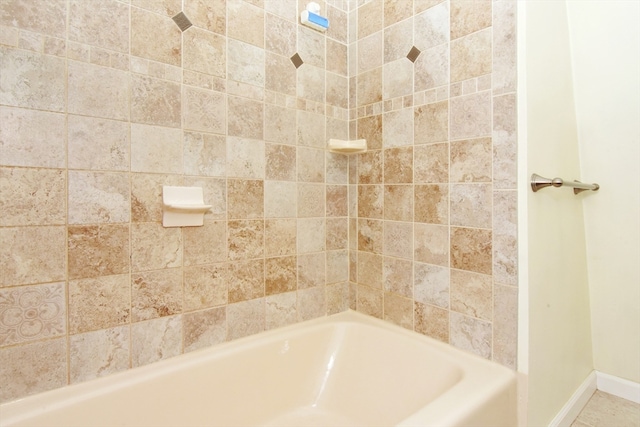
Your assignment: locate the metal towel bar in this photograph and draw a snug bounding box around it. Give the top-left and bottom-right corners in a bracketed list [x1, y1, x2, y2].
[531, 173, 600, 194]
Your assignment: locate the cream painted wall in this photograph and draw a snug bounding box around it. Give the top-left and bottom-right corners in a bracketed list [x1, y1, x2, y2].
[522, 2, 594, 425]
[566, 0, 640, 384]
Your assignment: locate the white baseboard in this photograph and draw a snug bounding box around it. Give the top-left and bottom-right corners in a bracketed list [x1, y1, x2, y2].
[549, 371, 597, 427]
[596, 371, 640, 404]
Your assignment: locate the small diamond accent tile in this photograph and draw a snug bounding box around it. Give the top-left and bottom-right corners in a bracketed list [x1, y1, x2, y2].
[407, 46, 421, 63]
[172, 12, 193, 32]
[290, 53, 303, 69]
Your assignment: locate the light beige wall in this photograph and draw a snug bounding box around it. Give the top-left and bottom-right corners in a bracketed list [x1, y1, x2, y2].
[523, 1, 594, 425]
[567, 0, 640, 384]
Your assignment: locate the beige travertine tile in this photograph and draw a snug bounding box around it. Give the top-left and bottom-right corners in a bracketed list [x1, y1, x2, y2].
[298, 183, 325, 218]
[493, 190, 518, 286]
[299, 26, 326, 69]
[0, 337, 66, 403]
[451, 226, 492, 275]
[227, 298, 265, 340]
[69, 61, 130, 121]
[297, 64, 325, 103]
[414, 43, 449, 91]
[450, 137, 492, 182]
[0, 0, 66, 38]
[414, 101, 448, 144]
[492, 0, 516, 95]
[131, 0, 181, 16]
[264, 181, 296, 218]
[227, 96, 264, 140]
[357, 115, 383, 151]
[228, 0, 264, 47]
[184, 0, 226, 34]
[357, 251, 383, 288]
[264, 0, 296, 22]
[131, 124, 183, 173]
[68, 115, 130, 171]
[227, 179, 264, 219]
[1, 226, 66, 287]
[450, 183, 492, 229]
[493, 283, 517, 369]
[414, 184, 448, 224]
[298, 286, 327, 321]
[130, 222, 181, 272]
[414, 301, 448, 342]
[384, 18, 413, 64]
[228, 220, 264, 261]
[131, 315, 182, 367]
[0, 47, 65, 112]
[297, 252, 326, 289]
[358, 218, 383, 253]
[0, 167, 65, 226]
[183, 220, 227, 265]
[228, 39, 265, 87]
[383, 108, 414, 147]
[266, 291, 297, 330]
[297, 218, 326, 253]
[265, 256, 296, 295]
[358, 184, 383, 219]
[183, 28, 226, 78]
[450, 269, 492, 321]
[68, 224, 130, 280]
[356, 284, 383, 319]
[184, 264, 228, 311]
[326, 152, 349, 185]
[414, 223, 449, 266]
[450, 0, 492, 40]
[384, 185, 413, 222]
[131, 75, 181, 127]
[226, 137, 265, 179]
[265, 13, 296, 56]
[69, 275, 130, 334]
[324, 247, 345, 282]
[384, 0, 413, 27]
[358, 31, 382, 74]
[413, 2, 449, 51]
[357, 150, 383, 184]
[184, 132, 226, 177]
[183, 176, 227, 221]
[131, 174, 181, 222]
[575, 391, 640, 427]
[383, 58, 413, 100]
[183, 307, 227, 352]
[265, 218, 297, 256]
[414, 262, 449, 308]
[131, 7, 181, 66]
[414, 142, 448, 184]
[265, 105, 296, 145]
[296, 110, 325, 148]
[327, 39, 348, 76]
[450, 312, 492, 359]
[266, 52, 296, 96]
[493, 93, 517, 189]
[384, 146, 413, 183]
[383, 257, 413, 298]
[297, 147, 325, 182]
[358, 0, 382, 39]
[326, 185, 348, 217]
[383, 221, 413, 259]
[131, 268, 183, 322]
[450, 91, 492, 140]
[183, 86, 226, 134]
[69, 325, 130, 384]
[0, 107, 66, 168]
[68, 171, 130, 224]
[0, 282, 66, 346]
[265, 144, 296, 181]
[327, 73, 349, 109]
[356, 67, 382, 106]
[451, 29, 492, 83]
[384, 292, 413, 330]
[68, 0, 129, 52]
[326, 5, 348, 44]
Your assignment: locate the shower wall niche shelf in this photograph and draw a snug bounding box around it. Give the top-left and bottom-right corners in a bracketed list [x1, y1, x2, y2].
[162, 186, 211, 227]
[328, 139, 367, 154]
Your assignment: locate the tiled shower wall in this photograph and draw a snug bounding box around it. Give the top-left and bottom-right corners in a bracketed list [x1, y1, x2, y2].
[0, 0, 518, 404]
[348, 0, 518, 367]
[0, 0, 352, 403]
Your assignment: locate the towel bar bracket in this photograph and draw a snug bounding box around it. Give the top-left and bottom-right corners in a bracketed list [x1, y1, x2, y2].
[531, 173, 600, 194]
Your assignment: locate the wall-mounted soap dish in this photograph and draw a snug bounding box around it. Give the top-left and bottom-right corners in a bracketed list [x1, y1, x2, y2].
[162, 186, 211, 227]
[328, 139, 367, 154]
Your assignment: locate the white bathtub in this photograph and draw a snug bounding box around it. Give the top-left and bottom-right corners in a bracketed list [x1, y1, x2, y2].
[0, 310, 517, 427]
